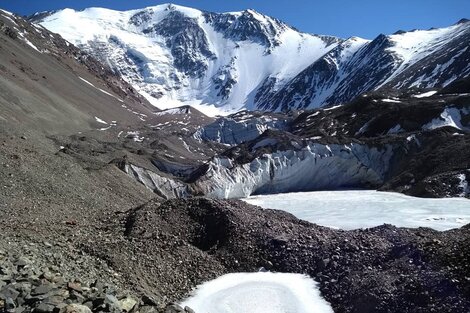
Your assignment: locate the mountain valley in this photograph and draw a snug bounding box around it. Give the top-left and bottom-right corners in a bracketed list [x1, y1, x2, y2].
[0, 4, 469, 313]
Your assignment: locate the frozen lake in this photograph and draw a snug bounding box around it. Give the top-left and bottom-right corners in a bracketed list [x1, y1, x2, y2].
[181, 272, 333, 313]
[243, 190, 470, 231]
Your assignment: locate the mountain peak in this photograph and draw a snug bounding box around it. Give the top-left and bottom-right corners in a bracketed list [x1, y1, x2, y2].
[456, 18, 469, 24]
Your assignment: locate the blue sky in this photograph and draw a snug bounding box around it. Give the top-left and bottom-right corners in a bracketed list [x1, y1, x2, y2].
[0, 0, 468, 39]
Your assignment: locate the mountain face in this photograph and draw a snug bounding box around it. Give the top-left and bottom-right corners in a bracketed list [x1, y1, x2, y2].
[31, 4, 470, 115]
[29, 4, 340, 115]
[0, 8, 155, 134]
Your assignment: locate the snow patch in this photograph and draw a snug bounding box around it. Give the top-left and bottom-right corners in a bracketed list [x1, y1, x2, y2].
[422, 107, 464, 130]
[23, 38, 40, 52]
[94, 116, 108, 124]
[387, 124, 403, 134]
[79, 77, 124, 102]
[412, 90, 437, 98]
[126, 131, 144, 142]
[457, 174, 468, 197]
[381, 98, 401, 103]
[323, 104, 342, 111]
[154, 107, 190, 116]
[0, 9, 13, 16]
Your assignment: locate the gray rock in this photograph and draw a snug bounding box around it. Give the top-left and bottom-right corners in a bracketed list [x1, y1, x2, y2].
[16, 259, 29, 267]
[31, 284, 54, 296]
[34, 303, 55, 313]
[184, 306, 195, 313]
[119, 297, 137, 312]
[5, 297, 16, 310]
[64, 304, 92, 313]
[1, 287, 20, 300]
[138, 306, 157, 313]
[14, 305, 25, 313]
[67, 282, 82, 293]
[165, 303, 184, 313]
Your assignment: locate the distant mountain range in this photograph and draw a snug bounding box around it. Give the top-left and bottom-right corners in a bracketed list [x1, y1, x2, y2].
[30, 4, 470, 115]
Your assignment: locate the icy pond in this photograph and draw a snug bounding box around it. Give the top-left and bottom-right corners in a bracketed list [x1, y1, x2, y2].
[181, 272, 333, 313]
[243, 190, 470, 231]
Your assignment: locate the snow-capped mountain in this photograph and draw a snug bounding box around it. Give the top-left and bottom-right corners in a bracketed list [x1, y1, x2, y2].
[32, 4, 340, 115]
[31, 4, 470, 115]
[261, 20, 470, 111]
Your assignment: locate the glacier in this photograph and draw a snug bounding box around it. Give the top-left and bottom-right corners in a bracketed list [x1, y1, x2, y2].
[194, 143, 394, 199]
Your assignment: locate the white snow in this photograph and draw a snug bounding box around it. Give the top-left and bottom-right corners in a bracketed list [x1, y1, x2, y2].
[94, 116, 108, 124]
[78, 77, 124, 102]
[380, 23, 469, 87]
[0, 9, 13, 16]
[180, 272, 334, 313]
[412, 90, 437, 98]
[387, 124, 403, 134]
[243, 190, 470, 231]
[98, 88, 124, 102]
[126, 131, 144, 142]
[381, 98, 401, 103]
[38, 5, 341, 116]
[422, 107, 464, 130]
[406, 134, 421, 146]
[78, 77, 95, 87]
[457, 174, 469, 197]
[323, 104, 342, 111]
[0, 11, 17, 26]
[23, 39, 40, 52]
[154, 107, 189, 116]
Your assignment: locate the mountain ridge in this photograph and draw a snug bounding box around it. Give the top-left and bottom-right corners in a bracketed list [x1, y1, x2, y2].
[29, 4, 470, 115]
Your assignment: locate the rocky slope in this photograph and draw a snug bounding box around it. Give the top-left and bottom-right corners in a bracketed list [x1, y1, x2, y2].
[31, 5, 470, 114]
[0, 9, 156, 134]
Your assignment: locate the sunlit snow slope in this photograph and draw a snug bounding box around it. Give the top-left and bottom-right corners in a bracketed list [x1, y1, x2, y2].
[34, 4, 340, 115]
[33, 5, 470, 115]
